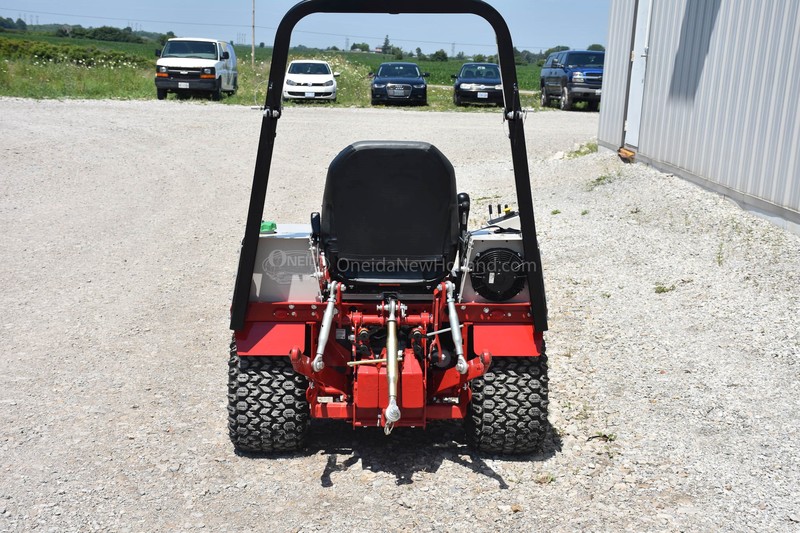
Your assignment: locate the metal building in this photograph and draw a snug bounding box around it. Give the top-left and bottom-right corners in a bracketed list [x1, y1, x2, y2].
[598, 0, 800, 233]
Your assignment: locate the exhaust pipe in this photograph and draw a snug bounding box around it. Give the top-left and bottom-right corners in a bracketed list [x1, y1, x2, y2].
[384, 299, 401, 433]
[445, 282, 468, 374]
[312, 281, 338, 372]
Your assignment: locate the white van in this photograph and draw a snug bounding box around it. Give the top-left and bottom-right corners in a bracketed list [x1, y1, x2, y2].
[155, 38, 238, 101]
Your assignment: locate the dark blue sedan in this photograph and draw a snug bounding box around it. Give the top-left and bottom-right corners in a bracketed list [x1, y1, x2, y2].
[451, 63, 503, 106]
[370, 62, 429, 106]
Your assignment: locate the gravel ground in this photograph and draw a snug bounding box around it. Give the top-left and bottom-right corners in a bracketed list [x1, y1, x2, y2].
[1, 98, 799, 532]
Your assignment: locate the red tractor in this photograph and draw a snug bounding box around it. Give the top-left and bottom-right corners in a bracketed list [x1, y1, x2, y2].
[228, 0, 549, 455]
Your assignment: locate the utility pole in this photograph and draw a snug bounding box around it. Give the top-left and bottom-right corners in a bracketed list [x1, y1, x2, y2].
[251, 0, 255, 70]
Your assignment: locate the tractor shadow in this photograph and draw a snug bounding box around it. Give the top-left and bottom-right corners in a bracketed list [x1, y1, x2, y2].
[305, 419, 563, 488]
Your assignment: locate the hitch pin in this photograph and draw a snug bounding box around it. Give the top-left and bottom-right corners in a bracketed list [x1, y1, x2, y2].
[426, 324, 464, 337]
[346, 358, 387, 367]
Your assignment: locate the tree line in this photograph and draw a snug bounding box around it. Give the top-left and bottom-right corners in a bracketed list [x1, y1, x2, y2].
[1, 20, 177, 46]
[342, 36, 605, 64]
[0, 17, 27, 31]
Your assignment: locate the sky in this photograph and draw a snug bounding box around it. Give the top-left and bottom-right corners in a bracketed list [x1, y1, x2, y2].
[1, 1, 610, 56]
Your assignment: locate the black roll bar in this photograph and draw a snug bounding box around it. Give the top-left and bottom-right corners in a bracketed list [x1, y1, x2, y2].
[230, 0, 548, 332]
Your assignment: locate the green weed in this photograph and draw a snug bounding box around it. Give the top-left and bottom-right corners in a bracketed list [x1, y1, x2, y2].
[566, 141, 598, 159]
[535, 473, 556, 484]
[587, 170, 621, 191]
[588, 432, 617, 442]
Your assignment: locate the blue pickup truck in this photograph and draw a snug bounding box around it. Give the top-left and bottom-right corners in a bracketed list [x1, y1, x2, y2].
[540, 50, 604, 111]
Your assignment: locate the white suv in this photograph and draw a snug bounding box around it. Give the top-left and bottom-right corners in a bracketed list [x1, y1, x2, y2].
[282, 60, 339, 102]
[155, 38, 238, 101]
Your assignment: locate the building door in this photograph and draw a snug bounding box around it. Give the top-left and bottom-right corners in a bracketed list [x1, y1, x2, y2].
[624, 0, 652, 148]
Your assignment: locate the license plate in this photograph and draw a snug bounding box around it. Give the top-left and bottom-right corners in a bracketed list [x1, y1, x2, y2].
[178, 82, 189, 89]
[304, 92, 315, 97]
[477, 92, 488, 99]
[389, 89, 405, 96]
[595, 89, 602, 95]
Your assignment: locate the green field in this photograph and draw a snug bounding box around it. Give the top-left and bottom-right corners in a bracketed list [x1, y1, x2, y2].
[0, 33, 542, 110]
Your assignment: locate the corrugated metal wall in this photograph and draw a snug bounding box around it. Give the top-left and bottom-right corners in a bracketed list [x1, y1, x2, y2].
[597, 0, 636, 148]
[600, 0, 800, 221]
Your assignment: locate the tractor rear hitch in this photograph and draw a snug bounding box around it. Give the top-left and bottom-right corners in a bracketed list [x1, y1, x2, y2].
[312, 281, 339, 372]
[445, 281, 469, 374]
[383, 299, 401, 433]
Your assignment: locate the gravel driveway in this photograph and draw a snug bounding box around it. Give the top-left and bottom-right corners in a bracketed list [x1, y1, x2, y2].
[1, 98, 798, 532]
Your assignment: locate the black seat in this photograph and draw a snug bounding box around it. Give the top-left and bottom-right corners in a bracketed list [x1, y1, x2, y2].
[321, 141, 458, 288]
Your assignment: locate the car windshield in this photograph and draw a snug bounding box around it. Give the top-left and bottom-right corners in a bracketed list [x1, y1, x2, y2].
[565, 53, 604, 67]
[162, 41, 218, 60]
[288, 62, 331, 75]
[377, 64, 420, 78]
[460, 65, 500, 79]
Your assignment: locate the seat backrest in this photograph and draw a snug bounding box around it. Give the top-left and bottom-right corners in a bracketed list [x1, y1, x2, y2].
[321, 141, 459, 286]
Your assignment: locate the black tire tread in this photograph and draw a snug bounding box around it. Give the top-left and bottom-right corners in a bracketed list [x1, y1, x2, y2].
[227, 339, 310, 453]
[465, 352, 549, 454]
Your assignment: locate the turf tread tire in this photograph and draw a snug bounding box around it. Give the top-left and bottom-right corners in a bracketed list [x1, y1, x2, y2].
[227, 339, 310, 453]
[465, 352, 549, 454]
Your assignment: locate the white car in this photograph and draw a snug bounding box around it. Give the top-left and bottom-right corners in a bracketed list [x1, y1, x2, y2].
[282, 60, 339, 102]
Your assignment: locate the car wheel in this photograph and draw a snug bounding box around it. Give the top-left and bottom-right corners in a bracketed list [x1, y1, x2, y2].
[211, 80, 222, 101]
[156, 88, 167, 100]
[560, 86, 572, 111]
[540, 86, 550, 107]
[453, 93, 462, 106]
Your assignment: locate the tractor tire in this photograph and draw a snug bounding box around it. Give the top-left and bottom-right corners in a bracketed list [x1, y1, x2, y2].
[157, 88, 167, 100]
[540, 86, 550, 107]
[559, 86, 572, 111]
[227, 339, 310, 453]
[465, 353, 549, 454]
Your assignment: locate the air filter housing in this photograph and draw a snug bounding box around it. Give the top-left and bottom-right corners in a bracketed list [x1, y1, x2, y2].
[469, 247, 527, 302]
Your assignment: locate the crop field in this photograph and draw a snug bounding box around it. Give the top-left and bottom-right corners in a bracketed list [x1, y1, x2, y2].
[0, 33, 541, 109]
